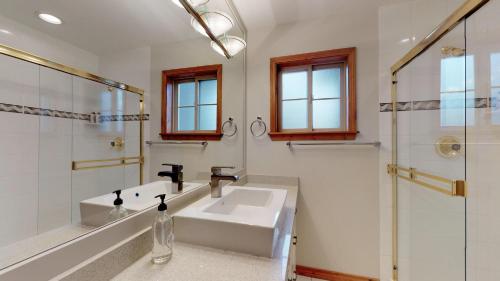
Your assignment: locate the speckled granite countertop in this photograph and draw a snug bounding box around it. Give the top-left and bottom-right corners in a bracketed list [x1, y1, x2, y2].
[112, 176, 298, 281]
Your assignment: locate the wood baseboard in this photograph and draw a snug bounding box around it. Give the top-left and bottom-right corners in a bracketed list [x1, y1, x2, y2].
[296, 265, 379, 281]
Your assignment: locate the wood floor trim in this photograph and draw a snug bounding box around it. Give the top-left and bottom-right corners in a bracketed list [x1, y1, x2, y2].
[296, 265, 379, 281]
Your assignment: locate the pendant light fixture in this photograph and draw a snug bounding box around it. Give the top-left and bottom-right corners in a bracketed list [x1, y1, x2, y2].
[211, 35, 246, 57]
[191, 11, 234, 37]
[174, 0, 246, 58]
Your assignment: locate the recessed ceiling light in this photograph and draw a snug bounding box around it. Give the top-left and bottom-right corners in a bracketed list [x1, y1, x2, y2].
[37, 13, 63, 25]
[0, 29, 12, 35]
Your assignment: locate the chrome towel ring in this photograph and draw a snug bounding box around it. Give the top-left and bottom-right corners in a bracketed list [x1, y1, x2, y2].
[222, 117, 238, 137]
[250, 116, 267, 137]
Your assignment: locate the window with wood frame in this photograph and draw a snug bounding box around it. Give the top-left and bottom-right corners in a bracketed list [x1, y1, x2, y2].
[161, 64, 222, 140]
[269, 48, 357, 141]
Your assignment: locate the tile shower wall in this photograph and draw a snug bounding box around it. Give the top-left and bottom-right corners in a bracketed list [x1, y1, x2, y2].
[0, 55, 39, 247]
[38, 67, 73, 233]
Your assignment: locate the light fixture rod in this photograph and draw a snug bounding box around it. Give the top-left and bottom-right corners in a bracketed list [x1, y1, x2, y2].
[178, 0, 232, 59]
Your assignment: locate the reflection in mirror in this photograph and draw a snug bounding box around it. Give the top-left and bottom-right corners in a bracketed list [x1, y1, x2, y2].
[0, 0, 246, 271]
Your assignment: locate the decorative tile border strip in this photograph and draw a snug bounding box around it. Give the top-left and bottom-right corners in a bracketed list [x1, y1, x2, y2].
[380, 97, 490, 112]
[99, 114, 149, 122]
[0, 102, 149, 121]
[379, 102, 412, 112]
[0, 103, 23, 113]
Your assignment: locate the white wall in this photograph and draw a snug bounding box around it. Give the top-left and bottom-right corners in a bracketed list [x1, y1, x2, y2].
[148, 37, 245, 181]
[245, 11, 380, 277]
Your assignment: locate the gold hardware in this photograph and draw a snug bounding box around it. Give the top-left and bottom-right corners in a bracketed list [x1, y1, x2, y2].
[110, 137, 124, 151]
[441, 46, 465, 57]
[388, 164, 467, 198]
[409, 168, 416, 180]
[453, 180, 467, 197]
[72, 156, 141, 171]
[435, 136, 463, 159]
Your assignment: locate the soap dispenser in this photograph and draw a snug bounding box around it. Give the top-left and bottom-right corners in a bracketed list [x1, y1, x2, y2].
[108, 190, 129, 222]
[152, 194, 173, 264]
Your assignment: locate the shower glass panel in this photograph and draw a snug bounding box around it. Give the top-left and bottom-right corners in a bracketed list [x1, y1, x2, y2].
[396, 21, 467, 281]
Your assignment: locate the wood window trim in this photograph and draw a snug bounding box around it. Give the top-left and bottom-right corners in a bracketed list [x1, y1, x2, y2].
[269, 47, 357, 141]
[160, 64, 223, 141]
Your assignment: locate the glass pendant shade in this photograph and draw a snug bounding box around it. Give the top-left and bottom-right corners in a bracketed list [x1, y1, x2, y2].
[191, 11, 234, 37]
[171, 0, 209, 8]
[211, 35, 246, 57]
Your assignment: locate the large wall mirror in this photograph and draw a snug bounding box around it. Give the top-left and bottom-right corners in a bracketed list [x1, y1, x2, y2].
[148, 0, 246, 182]
[0, 0, 245, 271]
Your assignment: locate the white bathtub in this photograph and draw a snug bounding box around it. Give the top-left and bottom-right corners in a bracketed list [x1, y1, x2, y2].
[80, 181, 205, 227]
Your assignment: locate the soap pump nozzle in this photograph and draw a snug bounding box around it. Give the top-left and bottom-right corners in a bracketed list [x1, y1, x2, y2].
[155, 194, 167, 211]
[113, 190, 123, 206]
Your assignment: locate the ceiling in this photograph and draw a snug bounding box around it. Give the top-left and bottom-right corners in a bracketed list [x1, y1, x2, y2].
[0, 0, 409, 55]
[232, 0, 411, 30]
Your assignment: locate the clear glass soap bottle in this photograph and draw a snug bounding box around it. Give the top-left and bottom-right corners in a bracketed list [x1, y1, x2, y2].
[152, 194, 173, 264]
[108, 190, 128, 222]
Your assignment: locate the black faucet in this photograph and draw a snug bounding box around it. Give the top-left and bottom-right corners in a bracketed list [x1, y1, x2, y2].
[158, 163, 184, 194]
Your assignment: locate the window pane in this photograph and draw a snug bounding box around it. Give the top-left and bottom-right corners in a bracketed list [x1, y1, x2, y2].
[282, 100, 308, 129]
[198, 105, 217, 130]
[282, 71, 307, 100]
[178, 107, 195, 131]
[313, 99, 340, 129]
[313, 67, 341, 99]
[178, 82, 195, 106]
[199, 79, 217, 104]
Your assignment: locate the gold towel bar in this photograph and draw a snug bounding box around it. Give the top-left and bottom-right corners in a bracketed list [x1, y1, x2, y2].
[387, 164, 467, 197]
[72, 156, 143, 171]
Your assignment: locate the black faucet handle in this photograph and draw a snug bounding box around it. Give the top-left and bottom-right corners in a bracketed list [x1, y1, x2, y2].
[162, 163, 183, 172]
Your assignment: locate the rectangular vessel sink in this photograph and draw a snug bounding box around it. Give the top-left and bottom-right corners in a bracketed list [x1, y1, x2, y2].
[80, 181, 203, 227]
[174, 186, 287, 257]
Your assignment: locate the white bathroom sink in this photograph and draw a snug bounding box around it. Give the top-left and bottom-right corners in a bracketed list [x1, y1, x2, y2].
[173, 186, 287, 257]
[80, 181, 204, 227]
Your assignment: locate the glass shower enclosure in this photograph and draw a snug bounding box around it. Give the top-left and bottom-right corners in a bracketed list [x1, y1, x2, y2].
[387, 0, 498, 280]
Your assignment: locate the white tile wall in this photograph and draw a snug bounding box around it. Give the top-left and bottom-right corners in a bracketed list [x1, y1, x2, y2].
[0, 53, 40, 247]
[0, 54, 39, 107]
[38, 67, 73, 233]
[0, 112, 39, 247]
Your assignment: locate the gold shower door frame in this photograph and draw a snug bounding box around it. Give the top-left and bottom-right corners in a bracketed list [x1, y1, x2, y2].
[389, 0, 489, 280]
[0, 44, 145, 184]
